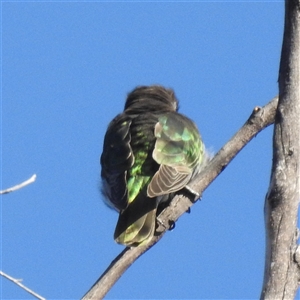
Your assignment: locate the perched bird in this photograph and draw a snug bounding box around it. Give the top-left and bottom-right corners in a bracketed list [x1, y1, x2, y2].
[100, 85, 207, 247]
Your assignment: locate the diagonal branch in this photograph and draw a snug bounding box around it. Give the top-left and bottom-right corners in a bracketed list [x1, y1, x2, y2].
[82, 96, 278, 300]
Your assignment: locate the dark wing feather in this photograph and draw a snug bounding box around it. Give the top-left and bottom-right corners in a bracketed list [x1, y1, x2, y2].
[100, 114, 134, 211]
[147, 165, 192, 197]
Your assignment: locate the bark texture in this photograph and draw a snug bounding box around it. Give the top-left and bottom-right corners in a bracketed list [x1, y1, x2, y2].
[261, 1, 300, 299]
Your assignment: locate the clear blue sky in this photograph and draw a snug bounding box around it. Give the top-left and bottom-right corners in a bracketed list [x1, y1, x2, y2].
[1, 1, 286, 299]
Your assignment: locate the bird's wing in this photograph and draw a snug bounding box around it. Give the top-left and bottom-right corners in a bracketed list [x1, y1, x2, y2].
[147, 112, 204, 197]
[100, 114, 134, 211]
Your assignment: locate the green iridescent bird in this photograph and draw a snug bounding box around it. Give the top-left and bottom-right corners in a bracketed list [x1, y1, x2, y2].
[100, 85, 207, 247]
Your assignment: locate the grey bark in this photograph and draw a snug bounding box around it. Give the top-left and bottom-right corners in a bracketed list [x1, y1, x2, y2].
[261, 1, 300, 299]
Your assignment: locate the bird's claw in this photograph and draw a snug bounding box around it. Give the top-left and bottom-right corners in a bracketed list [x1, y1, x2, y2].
[168, 220, 175, 231]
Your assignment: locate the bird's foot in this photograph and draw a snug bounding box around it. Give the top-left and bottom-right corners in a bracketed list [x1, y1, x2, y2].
[168, 220, 175, 231]
[156, 217, 176, 231]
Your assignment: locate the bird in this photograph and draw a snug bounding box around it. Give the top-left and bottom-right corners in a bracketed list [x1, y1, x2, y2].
[100, 85, 207, 247]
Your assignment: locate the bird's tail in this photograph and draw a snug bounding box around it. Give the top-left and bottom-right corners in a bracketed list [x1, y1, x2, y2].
[114, 193, 158, 247]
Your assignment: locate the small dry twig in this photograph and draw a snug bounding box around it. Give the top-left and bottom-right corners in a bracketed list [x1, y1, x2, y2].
[0, 270, 46, 300]
[0, 174, 37, 195]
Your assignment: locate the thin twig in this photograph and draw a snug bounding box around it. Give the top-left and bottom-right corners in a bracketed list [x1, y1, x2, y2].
[82, 96, 279, 300]
[0, 174, 37, 195]
[0, 270, 46, 300]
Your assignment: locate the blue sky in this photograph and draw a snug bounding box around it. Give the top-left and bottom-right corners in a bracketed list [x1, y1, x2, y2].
[1, 1, 286, 299]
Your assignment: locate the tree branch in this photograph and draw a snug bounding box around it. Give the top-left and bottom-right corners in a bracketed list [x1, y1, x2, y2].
[0, 174, 37, 195]
[261, 1, 300, 299]
[82, 96, 278, 300]
[0, 270, 45, 300]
